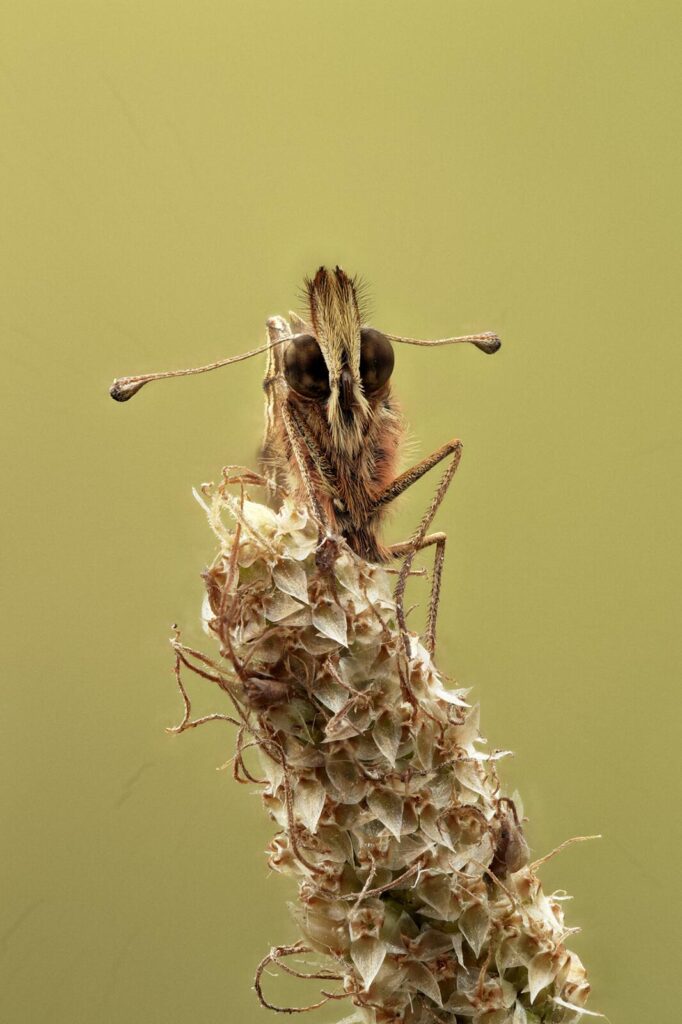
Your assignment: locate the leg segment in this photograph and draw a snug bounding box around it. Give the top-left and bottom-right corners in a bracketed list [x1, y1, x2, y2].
[370, 438, 462, 512]
[380, 440, 463, 657]
[389, 531, 447, 656]
[280, 397, 329, 530]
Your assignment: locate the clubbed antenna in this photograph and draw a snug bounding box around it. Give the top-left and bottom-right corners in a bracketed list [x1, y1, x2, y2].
[109, 338, 289, 402]
[387, 330, 502, 354]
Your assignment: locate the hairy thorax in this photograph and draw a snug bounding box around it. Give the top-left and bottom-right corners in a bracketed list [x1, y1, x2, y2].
[282, 388, 403, 563]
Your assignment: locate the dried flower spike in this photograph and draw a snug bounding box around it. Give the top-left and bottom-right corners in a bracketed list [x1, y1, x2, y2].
[169, 483, 598, 1024]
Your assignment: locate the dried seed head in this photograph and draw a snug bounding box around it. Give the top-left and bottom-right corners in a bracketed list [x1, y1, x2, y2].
[171, 487, 596, 1023]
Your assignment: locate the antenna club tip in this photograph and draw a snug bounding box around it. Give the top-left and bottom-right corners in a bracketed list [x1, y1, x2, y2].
[476, 334, 502, 355]
[109, 378, 146, 402]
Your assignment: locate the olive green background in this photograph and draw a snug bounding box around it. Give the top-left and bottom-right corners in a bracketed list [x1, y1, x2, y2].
[2, 2, 680, 1021]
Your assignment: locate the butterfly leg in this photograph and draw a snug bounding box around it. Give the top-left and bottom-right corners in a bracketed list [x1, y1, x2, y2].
[371, 438, 462, 511]
[371, 439, 463, 656]
[261, 318, 291, 498]
[280, 398, 329, 530]
[388, 531, 447, 656]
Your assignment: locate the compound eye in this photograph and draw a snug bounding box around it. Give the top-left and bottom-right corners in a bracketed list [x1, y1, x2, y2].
[283, 334, 331, 400]
[360, 328, 394, 394]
